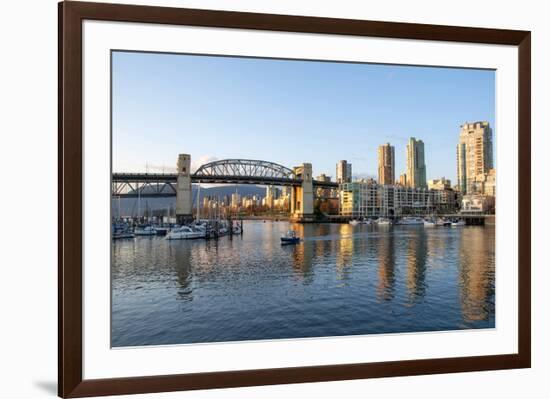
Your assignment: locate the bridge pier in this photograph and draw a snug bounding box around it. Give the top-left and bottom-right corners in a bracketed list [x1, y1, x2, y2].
[290, 163, 315, 223]
[175, 154, 193, 224]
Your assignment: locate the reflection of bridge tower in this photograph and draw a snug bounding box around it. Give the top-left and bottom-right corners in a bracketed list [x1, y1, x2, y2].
[175, 154, 193, 223]
[290, 163, 315, 222]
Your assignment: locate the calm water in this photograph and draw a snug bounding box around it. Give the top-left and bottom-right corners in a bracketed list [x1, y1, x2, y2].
[111, 221, 495, 347]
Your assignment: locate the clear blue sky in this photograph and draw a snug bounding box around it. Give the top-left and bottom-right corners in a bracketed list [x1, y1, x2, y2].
[112, 51, 495, 185]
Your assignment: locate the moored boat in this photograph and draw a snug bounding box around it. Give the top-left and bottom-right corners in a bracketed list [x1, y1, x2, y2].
[451, 219, 466, 226]
[165, 226, 206, 240]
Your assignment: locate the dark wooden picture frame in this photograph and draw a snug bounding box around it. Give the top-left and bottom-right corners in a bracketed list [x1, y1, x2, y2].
[58, 1, 531, 397]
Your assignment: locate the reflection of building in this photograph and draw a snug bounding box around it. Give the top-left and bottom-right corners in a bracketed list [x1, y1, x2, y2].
[457, 121, 493, 195]
[406, 137, 427, 189]
[377, 233, 395, 301]
[339, 181, 457, 218]
[336, 160, 352, 184]
[336, 224, 354, 273]
[378, 143, 395, 185]
[406, 230, 427, 303]
[458, 227, 495, 321]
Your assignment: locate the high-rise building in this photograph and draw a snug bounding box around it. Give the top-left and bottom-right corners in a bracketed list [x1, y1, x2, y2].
[456, 121, 494, 195]
[377, 143, 395, 185]
[398, 173, 407, 186]
[405, 137, 427, 189]
[336, 160, 352, 183]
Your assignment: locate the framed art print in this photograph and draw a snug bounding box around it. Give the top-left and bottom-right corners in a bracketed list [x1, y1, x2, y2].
[58, 1, 531, 397]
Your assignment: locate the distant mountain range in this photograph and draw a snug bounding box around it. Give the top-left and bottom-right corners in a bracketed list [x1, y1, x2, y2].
[113, 184, 266, 217]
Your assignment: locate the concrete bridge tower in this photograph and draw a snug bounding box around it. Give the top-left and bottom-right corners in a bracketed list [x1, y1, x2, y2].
[175, 154, 193, 223]
[290, 163, 315, 222]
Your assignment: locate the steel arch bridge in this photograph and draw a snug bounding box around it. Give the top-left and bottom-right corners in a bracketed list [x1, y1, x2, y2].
[193, 159, 298, 186]
[195, 159, 294, 179]
[112, 158, 337, 198]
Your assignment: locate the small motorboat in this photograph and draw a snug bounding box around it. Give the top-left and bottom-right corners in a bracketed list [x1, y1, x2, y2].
[349, 219, 360, 226]
[451, 219, 466, 226]
[165, 226, 206, 240]
[281, 230, 300, 245]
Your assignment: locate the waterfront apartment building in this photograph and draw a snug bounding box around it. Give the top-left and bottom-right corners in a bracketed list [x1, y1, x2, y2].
[339, 181, 458, 218]
[405, 137, 427, 189]
[378, 143, 395, 185]
[336, 160, 352, 184]
[456, 121, 494, 195]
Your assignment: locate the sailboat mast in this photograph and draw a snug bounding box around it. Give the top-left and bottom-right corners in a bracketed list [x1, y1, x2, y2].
[196, 183, 201, 221]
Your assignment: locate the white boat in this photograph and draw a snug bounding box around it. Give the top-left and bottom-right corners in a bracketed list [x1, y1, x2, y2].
[233, 225, 242, 234]
[399, 217, 425, 225]
[165, 226, 206, 240]
[377, 218, 392, 225]
[349, 219, 360, 226]
[451, 219, 466, 226]
[134, 225, 157, 236]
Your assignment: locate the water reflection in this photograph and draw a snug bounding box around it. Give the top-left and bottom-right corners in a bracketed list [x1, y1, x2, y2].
[406, 228, 428, 304]
[458, 228, 495, 322]
[112, 221, 495, 346]
[377, 232, 395, 301]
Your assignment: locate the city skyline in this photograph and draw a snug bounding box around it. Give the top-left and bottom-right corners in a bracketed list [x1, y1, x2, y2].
[112, 51, 495, 185]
